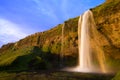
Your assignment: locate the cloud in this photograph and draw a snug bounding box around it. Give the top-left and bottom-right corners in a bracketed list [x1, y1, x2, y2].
[32, 0, 70, 21]
[31, 0, 59, 22]
[0, 18, 28, 44]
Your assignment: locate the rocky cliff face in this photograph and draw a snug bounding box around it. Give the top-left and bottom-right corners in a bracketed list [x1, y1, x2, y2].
[91, 0, 120, 70]
[0, 0, 120, 71]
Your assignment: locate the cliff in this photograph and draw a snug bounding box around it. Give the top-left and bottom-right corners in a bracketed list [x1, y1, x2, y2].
[0, 0, 120, 71]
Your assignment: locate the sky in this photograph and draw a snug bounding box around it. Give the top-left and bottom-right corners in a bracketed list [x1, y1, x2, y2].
[0, 0, 105, 47]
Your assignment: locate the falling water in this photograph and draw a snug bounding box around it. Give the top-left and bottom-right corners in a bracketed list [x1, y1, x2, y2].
[60, 23, 65, 67]
[65, 10, 108, 73]
[73, 10, 94, 72]
[76, 10, 107, 73]
[79, 10, 93, 70]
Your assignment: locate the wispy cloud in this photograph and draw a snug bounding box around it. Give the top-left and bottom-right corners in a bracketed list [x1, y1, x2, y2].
[0, 18, 28, 44]
[32, 0, 59, 22]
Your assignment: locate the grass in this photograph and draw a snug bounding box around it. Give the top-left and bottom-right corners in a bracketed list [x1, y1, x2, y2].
[0, 46, 47, 71]
[0, 46, 33, 66]
[0, 71, 114, 80]
[112, 71, 120, 80]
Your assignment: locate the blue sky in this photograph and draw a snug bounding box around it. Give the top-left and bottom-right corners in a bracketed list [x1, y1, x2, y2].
[0, 0, 105, 47]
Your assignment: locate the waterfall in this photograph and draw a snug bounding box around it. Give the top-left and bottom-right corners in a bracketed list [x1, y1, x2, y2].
[76, 10, 107, 73]
[64, 10, 108, 73]
[63, 10, 108, 73]
[60, 23, 65, 67]
[78, 10, 93, 70]
[73, 10, 94, 72]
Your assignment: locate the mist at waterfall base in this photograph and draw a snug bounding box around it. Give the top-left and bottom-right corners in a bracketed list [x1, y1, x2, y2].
[62, 10, 109, 73]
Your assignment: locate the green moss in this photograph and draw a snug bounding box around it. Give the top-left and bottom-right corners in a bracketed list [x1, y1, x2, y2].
[112, 71, 120, 80]
[42, 44, 50, 53]
[51, 42, 61, 54]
